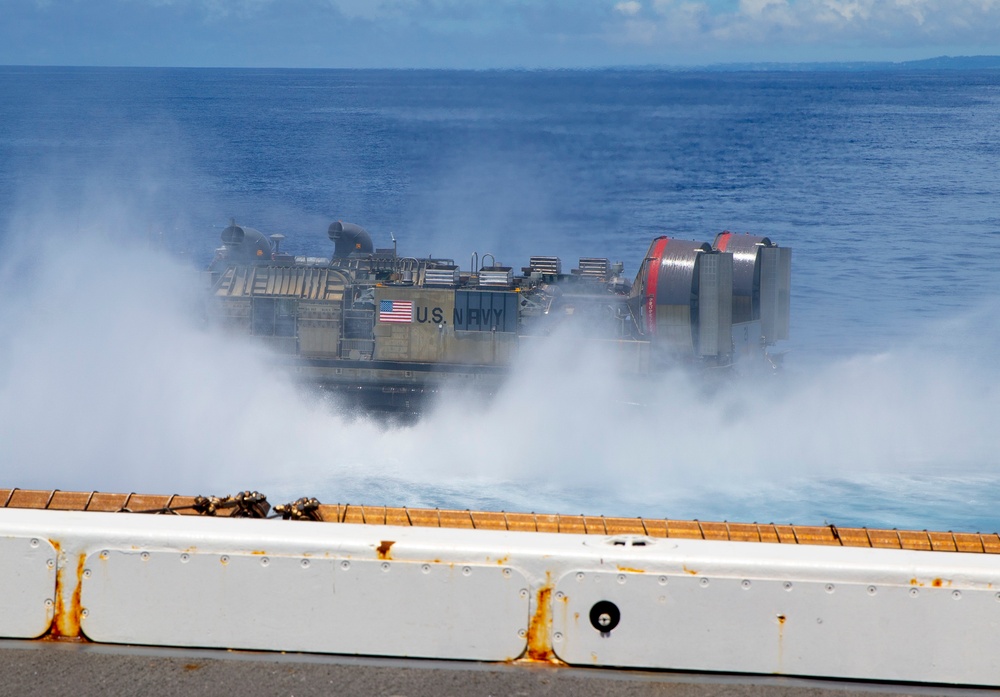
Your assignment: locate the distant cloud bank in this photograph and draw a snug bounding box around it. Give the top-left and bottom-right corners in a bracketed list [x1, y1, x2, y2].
[3, 0, 1000, 67]
[604, 0, 1000, 49]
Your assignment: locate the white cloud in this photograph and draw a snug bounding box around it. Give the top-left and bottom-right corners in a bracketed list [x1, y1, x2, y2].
[327, 0, 420, 22]
[605, 0, 1000, 54]
[615, 0, 643, 16]
[739, 0, 788, 16]
[818, 0, 870, 22]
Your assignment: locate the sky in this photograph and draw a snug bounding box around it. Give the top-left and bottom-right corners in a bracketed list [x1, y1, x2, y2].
[2, 0, 1000, 69]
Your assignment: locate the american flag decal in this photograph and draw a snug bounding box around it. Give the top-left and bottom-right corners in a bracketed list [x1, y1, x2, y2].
[379, 299, 413, 323]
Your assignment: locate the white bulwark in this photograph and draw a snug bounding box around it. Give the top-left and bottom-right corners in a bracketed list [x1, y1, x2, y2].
[2, 505, 1000, 686]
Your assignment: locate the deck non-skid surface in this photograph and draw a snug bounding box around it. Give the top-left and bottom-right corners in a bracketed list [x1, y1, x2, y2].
[2, 640, 992, 697]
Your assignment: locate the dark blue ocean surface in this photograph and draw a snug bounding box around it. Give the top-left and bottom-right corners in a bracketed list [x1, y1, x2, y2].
[1, 66, 998, 531]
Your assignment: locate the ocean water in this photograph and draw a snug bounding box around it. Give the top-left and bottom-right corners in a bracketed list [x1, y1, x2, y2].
[1, 66, 999, 531]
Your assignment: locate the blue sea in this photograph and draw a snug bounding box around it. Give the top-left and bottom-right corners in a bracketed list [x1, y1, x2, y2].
[1, 66, 999, 532]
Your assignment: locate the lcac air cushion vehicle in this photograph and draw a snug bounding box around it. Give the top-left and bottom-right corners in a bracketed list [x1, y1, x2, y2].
[206, 221, 791, 411]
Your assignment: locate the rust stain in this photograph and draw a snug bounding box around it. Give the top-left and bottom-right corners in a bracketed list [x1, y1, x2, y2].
[777, 614, 786, 674]
[51, 549, 86, 640]
[616, 566, 644, 573]
[517, 573, 566, 666]
[682, 565, 698, 575]
[932, 578, 943, 587]
[37, 633, 86, 643]
[249, 550, 267, 556]
[183, 663, 202, 671]
[375, 540, 395, 560]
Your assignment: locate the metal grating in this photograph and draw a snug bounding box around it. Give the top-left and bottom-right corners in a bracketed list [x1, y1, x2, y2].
[423, 266, 459, 287]
[576, 257, 609, 279]
[478, 267, 514, 288]
[528, 256, 562, 275]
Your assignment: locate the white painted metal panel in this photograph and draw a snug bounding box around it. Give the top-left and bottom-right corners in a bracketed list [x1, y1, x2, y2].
[7, 508, 1000, 685]
[0, 536, 56, 638]
[552, 570, 1000, 684]
[80, 549, 529, 661]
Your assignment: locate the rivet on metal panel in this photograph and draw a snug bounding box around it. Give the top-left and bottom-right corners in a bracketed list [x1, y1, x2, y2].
[81, 609, 88, 618]
[82, 569, 91, 579]
[141, 552, 150, 561]
[301, 559, 310, 569]
[220, 555, 229, 565]
[576, 572, 584, 581]
[30, 538, 39, 548]
[422, 564, 430, 574]
[616, 575, 626, 585]
[777, 614, 786, 625]
[741, 580, 751, 590]
[518, 629, 527, 638]
[180, 554, 190, 563]
[953, 590, 962, 600]
[502, 567, 511, 578]
[381, 562, 390, 572]
[99, 550, 108, 560]
[554, 632, 564, 642]
[699, 578, 709, 587]
[825, 584, 835, 593]
[910, 588, 919, 598]
[555, 591, 565, 600]
[47, 559, 55, 569]
[341, 560, 351, 570]
[658, 576, 667, 585]
[462, 566, 471, 576]
[783, 581, 793, 591]
[867, 585, 877, 595]
[519, 589, 529, 599]
[260, 557, 270, 567]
